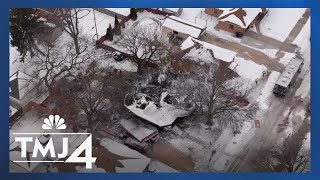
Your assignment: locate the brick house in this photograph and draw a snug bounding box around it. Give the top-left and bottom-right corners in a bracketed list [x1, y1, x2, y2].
[204, 8, 268, 36]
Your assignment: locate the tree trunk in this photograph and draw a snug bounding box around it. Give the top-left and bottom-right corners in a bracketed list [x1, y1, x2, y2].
[87, 114, 94, 128]
[137, 61, 143, 75]
[73, 36, 80, 55]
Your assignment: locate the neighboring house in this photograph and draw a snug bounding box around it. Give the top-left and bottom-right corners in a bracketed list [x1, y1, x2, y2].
[204, 8, 268, 36]
[36, 8, 65, 25]
[9, 71, 49, 110]
[161, 8, 183, 16]
[94, 8, 131, 19]
[181, 36, 237, 63]
[9, 71, 33, 100]
[162, 15, 206, 43]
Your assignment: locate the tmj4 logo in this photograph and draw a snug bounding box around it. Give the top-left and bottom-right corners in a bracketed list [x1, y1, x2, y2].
[13, 115, 97, 169]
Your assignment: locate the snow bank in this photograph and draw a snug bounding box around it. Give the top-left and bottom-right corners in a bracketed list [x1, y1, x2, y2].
[256, 71, 281, 110]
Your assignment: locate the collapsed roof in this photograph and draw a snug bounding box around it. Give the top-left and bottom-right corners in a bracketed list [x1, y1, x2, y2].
[125, 92, 194, 127]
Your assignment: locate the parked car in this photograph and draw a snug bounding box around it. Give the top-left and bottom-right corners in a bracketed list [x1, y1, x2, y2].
[113, 51, 124, 62]
[124, 137, 148, 153]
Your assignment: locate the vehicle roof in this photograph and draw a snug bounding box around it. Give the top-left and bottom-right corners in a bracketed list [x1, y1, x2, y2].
[275, 58, 303, 87]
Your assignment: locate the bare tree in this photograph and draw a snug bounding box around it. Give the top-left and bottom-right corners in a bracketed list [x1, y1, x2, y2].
[117, 25, 169, 75]
[53, 61, 130, 128]
[59, 8, 89, 55]
[27, 37, 89, 95]
[171, 63, 250, 127]
[250, 132, 310, 172]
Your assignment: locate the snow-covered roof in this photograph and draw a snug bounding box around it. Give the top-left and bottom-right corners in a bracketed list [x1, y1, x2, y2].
[181, 36, 237, 63]
[162, 16, 206, 38]
[275, 58, 303, 87]
[125, 92, 194, 127]
[99, 138, 151, 172]
[120, 119, 158, 142]
[163, 8, 180, 12]
[218, 8, 264, 28]
[104, 8, 130, 16]
[9, 71, 34, 100]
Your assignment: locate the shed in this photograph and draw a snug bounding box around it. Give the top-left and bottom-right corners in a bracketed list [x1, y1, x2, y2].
[120, 119, 158, 142]
[161, 8, 183, 17]
[162, 16, 206, 39]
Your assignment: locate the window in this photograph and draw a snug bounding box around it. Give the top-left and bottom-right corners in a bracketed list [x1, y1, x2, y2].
[230, 24, 234, 29]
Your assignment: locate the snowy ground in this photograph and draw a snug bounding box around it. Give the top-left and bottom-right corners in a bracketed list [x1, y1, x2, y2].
[259, 8, 306, 42]
[77, 8, 115, 40]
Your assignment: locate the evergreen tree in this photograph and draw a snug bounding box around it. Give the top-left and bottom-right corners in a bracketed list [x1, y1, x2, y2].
[130, 8, 137, 20]
[106, 24, 113, 41]
[114, 14, 119, 27]
[10, 8, 41, 62]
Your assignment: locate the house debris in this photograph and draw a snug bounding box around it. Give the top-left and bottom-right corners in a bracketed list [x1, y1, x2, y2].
[124, 92, 194, 127]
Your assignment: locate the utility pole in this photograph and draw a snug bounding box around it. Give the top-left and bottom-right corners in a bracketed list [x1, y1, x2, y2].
[93, 9, 99, 40]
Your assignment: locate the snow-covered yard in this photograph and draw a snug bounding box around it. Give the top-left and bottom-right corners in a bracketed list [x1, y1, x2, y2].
[78, 8, 115, 40]
[259, 8, 306, 42]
